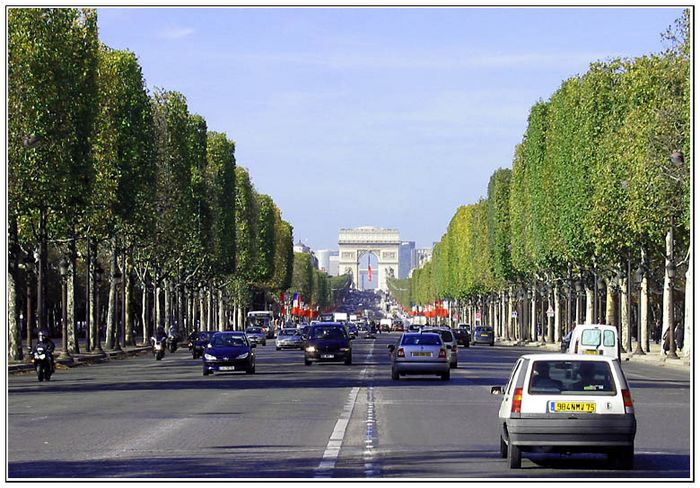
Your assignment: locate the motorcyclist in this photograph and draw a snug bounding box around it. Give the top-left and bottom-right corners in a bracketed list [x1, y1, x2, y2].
[32, 330, 56, 373]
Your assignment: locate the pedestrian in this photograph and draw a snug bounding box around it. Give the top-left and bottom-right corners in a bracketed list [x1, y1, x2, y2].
[653, 320, 662, 344]
[674, 322, 684, 351]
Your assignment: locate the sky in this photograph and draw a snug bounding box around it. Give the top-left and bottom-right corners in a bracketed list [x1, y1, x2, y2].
[96, 6, 685, 251]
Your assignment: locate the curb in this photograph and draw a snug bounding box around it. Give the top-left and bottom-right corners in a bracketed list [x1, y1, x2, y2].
[8, 346, 153, 374]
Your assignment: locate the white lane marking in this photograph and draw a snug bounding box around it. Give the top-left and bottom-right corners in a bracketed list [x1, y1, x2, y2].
[315, 384, 362, 477]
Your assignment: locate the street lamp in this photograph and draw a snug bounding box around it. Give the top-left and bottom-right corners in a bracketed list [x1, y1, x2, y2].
[58, 256, 71, 359]
[632, 263, 646, 356]
[95, 263, 103, 352]
[664, 150, 685, 360]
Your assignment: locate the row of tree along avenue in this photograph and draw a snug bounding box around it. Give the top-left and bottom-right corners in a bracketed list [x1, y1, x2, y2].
[6, 8, 334, 361]
[388, 11, 690, 360]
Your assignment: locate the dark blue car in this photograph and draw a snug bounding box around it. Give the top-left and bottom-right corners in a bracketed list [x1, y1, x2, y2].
[202, 332, 256, 376]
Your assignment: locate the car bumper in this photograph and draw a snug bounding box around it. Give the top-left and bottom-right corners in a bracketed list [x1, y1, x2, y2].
[506, 415, 636, 449]
[203, 359, 252, 372]
[395, 360, 450, 374]
[276, 342, 302, 348]
[305, 351, 350, 362]
[472, 337, 494, 344]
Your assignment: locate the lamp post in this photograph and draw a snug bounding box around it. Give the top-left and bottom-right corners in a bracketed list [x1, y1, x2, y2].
[574, 279, 582, 326]
[632, 263, 645, 356]
[95, 263, 103, 352]
[58, 257, 72, 360]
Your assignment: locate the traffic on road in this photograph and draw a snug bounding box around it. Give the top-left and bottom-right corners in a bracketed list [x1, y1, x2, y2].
[7, 290, 690, 480]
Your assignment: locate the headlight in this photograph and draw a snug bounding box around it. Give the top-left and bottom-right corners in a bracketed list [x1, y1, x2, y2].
[306, 346, 316, 352]
[340, 348, 349, 352]
[237, 352, 249, 359]
[204, 353, 217, 361]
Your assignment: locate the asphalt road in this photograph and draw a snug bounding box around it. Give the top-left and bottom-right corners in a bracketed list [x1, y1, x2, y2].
[7, 333, 691, 479]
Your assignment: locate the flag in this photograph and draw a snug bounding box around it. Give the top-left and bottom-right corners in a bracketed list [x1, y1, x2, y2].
[368, 263, 373, 282]
[292, 293, 299, 316]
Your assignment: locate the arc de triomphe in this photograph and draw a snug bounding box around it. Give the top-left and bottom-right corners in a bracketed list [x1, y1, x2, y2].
[338, 226, 400, 292]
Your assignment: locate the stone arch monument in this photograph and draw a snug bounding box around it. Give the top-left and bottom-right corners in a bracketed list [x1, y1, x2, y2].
[338, 226, 400, 292]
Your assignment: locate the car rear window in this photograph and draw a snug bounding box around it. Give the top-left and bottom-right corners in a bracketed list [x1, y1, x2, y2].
[528, 360, 616, 395]
[604, 330, 616, 347]
[311, 327, 346, 340]
[212, 335, 246, 347]
[246, 327, 262, 333]
[581, 329, 601, 346]
[402, 333, 442, 346]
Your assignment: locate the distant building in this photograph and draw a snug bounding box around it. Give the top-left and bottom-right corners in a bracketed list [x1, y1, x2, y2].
[328, 255, 340, 276]
[399, 241, 416, 279]
[315, 249, 339, 275]
[413, 248, 433, 274]
[294, 241, 318, 268]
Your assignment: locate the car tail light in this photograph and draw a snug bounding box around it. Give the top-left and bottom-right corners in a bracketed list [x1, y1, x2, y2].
[397, 348, 405, 358]
[622, 389, 634, 414]
[438, 349, 447, 359]
[512, 388, 523, 413]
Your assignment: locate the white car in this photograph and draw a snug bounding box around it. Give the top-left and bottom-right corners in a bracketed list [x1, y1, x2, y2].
[567, 323, 620, 359]
[492, 353, 636, 469]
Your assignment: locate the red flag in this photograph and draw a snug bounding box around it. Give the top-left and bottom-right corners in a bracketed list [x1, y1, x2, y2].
[368, 263, 373, 282]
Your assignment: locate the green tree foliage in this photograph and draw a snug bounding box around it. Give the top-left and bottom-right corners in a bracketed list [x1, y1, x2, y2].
[205, 131, 236, 276]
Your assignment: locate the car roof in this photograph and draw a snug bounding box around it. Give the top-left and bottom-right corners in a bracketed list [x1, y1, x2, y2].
[312, 322, 344, 327]
[519, 353, 617, 363]
[572, 323, 618, 331]
[214, 331, 245, 336]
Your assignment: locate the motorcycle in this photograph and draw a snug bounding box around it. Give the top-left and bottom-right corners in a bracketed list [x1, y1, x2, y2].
[166, 333, 178, 353]
[32, 345, 53, 382]
[152, 336, 166, 360]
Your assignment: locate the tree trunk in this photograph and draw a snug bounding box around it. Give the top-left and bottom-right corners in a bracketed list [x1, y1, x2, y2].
[8, 264, 21, 361]
[661, 227, 674, 356]
[125, 264, 133, 346]
[530, 286, 537, 342]
[106, 247, 117, 350]
[507, 291, 513, 340]
[554, 286, 561, 344]
[199, 288, 206, 330]
[141, 279, 149, 344]
[683, 245, 692, 360]
[585, 286, 594, 325]
[219, 289, 225, 331]
[605, 280, 615, 327]
[619, 276, 629, 354]
[155, 274, 161, 329]
[640, 274, 650, 353]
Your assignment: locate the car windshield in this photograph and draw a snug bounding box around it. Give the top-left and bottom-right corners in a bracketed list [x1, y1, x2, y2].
[581, 329, 602, 346]
[401, 333, 442, 346]
[246, 327, 262, 333]
[211, 335, 246, 347]
[475, 327, 492, 334]
[528, 360, 616, 395]
[279, 329, 298, 337]
[311, 327, 346, 340]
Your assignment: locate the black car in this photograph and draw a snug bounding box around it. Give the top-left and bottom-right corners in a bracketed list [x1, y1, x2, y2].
[191, 330, 217, 359]
[452, 327, 470, 348]
[202, 332, 256, 376]
[304, 323, 352, 366]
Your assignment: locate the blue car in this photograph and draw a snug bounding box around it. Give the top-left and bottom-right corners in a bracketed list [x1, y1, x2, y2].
[202, 332, 256, 376]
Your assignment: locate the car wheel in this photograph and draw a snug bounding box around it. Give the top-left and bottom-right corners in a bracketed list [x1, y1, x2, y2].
[441, 370, 450, 381]
[262, 341, 266, 346]
[203, 370, 211, 376]
[276, 347, 281, 351]
[345, 354, 352, 365]
[246, 365, 255, 374]
[507, 442, 521, 469]
[304, 358, 312, 366]
[613, 446, 634, 470]
[391, 368, 399, 381]
[499, 435, 508, 458]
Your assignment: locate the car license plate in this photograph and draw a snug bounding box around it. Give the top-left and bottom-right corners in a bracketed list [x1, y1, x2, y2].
[412, 352, 432, 357]
[219, 366, 235, 371]
[481, 334, 489, 337]
[321, 354, 334, 359]
[583, 349, 599, 355]
[548, 401, 596, 413]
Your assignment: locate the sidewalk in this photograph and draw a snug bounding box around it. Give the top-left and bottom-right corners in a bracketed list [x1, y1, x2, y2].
[7, 336, 152, 374]
[496, 337, 691, 372]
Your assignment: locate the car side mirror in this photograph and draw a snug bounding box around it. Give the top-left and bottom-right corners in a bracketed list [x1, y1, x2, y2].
[490, 386, 505, 395]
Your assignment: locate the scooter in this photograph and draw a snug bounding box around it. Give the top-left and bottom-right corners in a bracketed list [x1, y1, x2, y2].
[32, 345, 53, 381]
[166, 333, 178, 353]
[152, 336, 166, 360]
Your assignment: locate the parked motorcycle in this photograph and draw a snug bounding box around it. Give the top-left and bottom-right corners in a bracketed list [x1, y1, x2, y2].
[32, 345, 53, 381]
[151, 336, 166, 360]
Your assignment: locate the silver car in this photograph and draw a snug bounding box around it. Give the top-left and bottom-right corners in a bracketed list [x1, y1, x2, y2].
[422, 327, 458, 369]
[275, 328, 304, 350]
[388, 332, 450, 381]
[245, 327, 267, 346]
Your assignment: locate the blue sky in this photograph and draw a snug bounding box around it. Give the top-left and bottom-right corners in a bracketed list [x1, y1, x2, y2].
[97, 6, 685, 250]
